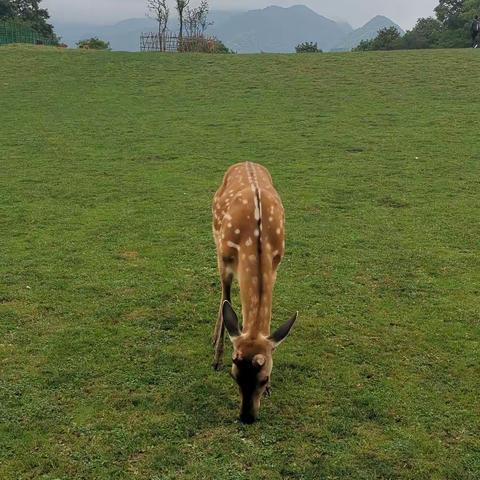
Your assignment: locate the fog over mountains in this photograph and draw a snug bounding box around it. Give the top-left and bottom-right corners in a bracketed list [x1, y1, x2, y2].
[53, 5, 403, 53]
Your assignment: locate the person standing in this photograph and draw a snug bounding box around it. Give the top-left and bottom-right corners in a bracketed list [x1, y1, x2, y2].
[471, 15, 480, 48]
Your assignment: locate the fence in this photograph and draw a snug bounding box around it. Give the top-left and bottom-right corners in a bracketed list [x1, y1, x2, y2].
[140, 31, 218, 53]
[0, 22, 56, 46]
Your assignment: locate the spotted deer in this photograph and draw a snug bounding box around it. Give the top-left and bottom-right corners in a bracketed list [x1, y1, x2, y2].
[212, 161, 298, 424]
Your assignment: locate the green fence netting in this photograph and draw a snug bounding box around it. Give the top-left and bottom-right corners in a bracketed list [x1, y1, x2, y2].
[0, 22, 56, 46]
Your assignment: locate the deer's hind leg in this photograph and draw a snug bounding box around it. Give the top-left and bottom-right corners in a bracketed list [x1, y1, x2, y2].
[212, 256, 233, 370]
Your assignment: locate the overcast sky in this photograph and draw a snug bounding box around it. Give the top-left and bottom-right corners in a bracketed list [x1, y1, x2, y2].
[43, 0, 439, 29]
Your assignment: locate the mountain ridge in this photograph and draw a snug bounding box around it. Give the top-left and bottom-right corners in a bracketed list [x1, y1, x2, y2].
[52, 6, 402, 53]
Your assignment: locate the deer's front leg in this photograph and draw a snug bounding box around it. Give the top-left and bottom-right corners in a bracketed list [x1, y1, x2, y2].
[212, 268, 232, 371]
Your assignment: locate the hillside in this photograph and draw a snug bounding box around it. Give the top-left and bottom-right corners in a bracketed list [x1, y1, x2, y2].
[333, 15, 405, 51]
[1, 46, 479, 479]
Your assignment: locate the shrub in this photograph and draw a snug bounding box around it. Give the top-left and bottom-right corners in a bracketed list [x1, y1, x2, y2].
[212, 38, 235, 54]
[353, 27, 403, 51]
[295, 41, 322, 53]
[177, 36, 234, 53]
[77, 37, 110, 50]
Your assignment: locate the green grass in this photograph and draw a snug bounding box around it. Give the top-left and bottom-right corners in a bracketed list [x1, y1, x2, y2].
[1, 44, 479, 479]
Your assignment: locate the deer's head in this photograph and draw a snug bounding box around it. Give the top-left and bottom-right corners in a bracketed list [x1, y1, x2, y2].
[222, 301, 297, 424]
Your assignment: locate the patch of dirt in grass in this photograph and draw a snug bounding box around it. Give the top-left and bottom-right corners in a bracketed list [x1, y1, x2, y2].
[124, 307, 154, 321]
[118, 250, 140, 260]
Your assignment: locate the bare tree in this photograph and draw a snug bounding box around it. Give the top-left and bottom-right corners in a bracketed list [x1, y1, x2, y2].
[147, 0, 169, 49]
[176, 0, 190, 39]
[184, 0, 211, 37]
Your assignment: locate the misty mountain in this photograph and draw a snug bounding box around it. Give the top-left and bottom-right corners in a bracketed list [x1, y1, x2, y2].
[210, 5, 353, 53]
[332, 15, 405, 51]
[54, 11, 239, 50]
[55, 18, 155, 50]
[52, 6, 402, 53]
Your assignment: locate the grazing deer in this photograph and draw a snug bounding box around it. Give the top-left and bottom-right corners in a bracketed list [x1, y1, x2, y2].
[212, 162, 297, 424]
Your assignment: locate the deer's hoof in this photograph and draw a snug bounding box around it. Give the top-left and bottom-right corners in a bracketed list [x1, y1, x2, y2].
[212, 360, 223, 371]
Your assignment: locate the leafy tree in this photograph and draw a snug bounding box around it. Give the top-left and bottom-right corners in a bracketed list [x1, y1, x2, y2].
[353, 38, 374, 51]
[10, 0, 54, 37]
[77, 37, 111, 50]
[353, 27, 402, 51]
[0, 0, 14, 19]
[295, 41, 322, 53]
[372, 26, 403, 50]
[402, 17, 444, 49]
[433, 0, 480, 47]
[435, 0, 465, 27]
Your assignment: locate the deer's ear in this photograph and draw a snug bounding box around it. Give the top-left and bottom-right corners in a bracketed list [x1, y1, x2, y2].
[223, 301, 241, 340]
[269, 312, 298, 348]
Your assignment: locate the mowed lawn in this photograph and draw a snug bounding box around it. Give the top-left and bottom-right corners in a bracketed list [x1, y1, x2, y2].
[1, 45, 479, 479]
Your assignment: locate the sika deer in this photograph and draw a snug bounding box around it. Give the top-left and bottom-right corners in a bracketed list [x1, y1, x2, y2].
[212, 161, 297, 423]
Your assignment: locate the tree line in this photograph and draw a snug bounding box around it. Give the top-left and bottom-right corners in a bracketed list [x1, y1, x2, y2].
[355, 0, 480, 51]
[0, 0, 55, 39]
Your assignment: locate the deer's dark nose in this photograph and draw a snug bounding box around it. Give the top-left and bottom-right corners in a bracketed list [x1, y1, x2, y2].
[240, 411, 256, 424]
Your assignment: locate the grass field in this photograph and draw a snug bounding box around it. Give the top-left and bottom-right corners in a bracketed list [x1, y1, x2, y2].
[1, 45, 479, 479]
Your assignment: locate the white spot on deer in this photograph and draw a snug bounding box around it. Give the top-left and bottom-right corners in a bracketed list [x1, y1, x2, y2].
[266, 243, 271, 250]
[235, 229, 240, 234]
[242, 199, 248, 205]
[227, 241, 240, 251]
[254, 229, 259, 237]
[269, 216, 273, 222]
[228, 223, 232, 228]
[270, 206, 274, 214]
[276, 228, 281, 235]
[273, 250, 279, 256]
[225, 213, 232, 221]
[246, 237, 253, 246]
[253, 196, 260, 220]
